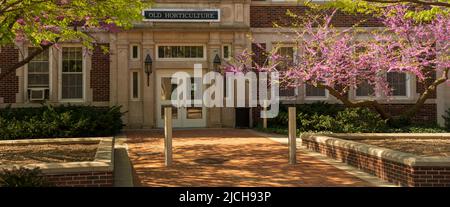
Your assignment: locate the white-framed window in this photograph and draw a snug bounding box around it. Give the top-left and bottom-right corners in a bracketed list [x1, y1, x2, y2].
[27, 47, 50, 101]
[130, 71, 141, 100]
[387, 72, 410, 98]
[305, 84, 328, 100]
[60, 47, 84, 101]
[130, 44, 140, 60]
[156, 45, 206, 60]
[222, 44, 232, 60]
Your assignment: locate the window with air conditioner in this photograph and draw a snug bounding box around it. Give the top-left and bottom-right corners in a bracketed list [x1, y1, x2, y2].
[27, 47, 50, 101]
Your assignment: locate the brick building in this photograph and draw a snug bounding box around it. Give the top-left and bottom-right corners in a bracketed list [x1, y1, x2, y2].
[1, 0, 449, 128]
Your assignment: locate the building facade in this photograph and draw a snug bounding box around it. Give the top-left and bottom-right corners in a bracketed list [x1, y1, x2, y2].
[1, 0, 449, 128]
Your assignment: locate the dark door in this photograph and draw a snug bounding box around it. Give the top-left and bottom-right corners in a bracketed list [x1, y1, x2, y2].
[235, 108, 250, 128]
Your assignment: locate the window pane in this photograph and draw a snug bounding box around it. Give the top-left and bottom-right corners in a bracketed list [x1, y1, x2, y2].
[280, 87, 296, 97]
[132, 72, 139, 99]
[28, 47, 49, 88]
[223, 45, 230, 59]
[132, 46, 139, 59]
[187, 107, 202, 119]
[158, 46, 204, 58]
[62, 74, 83, 99]
[356, 81, 374, 97]
[305, 84, 326, 97]
[387, 72, 407, 96]
[28, 74, 49, 87]
[62, 47, 83, 99]
[276, 47, 294, 70]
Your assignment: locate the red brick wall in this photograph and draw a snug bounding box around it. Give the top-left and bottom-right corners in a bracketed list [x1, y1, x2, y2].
[45, 171, 113, 187]
[0, 45, 19, 103]
[250, 6, 383, 28]
[303, 139, 450, 187]
[91, 44, 110, 102]
[381, 104, 437, 124]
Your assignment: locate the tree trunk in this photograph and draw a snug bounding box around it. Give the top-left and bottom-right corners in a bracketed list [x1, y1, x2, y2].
[321, 85, 392, 120]
[401, 68, 449, 120]
[319, 68, 449, 125]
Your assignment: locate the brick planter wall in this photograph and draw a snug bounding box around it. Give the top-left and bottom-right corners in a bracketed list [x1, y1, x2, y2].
[302, 134, 450, 187]
[45, 171, 113, 187]
[0, 138, 114, 187]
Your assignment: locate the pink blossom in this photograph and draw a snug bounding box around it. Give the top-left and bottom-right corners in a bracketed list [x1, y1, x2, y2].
[16, 19, 26, 26]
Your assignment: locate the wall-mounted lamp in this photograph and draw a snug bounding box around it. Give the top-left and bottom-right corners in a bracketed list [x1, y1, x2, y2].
[144, 54, 153, 86]
[213, 54, 222, 73]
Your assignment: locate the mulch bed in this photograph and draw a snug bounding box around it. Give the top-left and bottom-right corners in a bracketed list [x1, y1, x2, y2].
[357, 139, 450, 157]
[0, 143, 98, 165]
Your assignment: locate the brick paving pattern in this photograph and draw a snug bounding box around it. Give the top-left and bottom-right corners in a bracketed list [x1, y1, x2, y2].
[125, 129, 372, 187]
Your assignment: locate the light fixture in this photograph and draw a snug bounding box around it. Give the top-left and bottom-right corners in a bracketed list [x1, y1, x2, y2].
[213, 54, 222, 72]
[144, 54, 153, 86]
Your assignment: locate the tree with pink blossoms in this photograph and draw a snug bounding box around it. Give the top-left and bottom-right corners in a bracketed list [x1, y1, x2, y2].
[225, 6, 449, 125]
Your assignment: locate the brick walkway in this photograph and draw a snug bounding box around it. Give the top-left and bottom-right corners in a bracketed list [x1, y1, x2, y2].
[125, 129, 373, 187]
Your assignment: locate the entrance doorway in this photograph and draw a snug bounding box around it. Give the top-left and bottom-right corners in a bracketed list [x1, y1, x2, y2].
[156, 71, 207, 128]
[235, 108, 250, 128]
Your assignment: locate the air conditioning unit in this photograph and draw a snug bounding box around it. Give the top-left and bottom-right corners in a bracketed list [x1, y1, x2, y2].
[29, 88, 47, 101]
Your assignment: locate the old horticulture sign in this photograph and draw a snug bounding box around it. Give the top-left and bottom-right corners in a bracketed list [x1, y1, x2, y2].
[143, 9, 220, 22]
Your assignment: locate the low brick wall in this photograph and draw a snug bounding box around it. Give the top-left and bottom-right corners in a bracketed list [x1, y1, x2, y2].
[0, 137, 114, 187]
[301, 134, 450, 187]
[45, 172, 114, 187]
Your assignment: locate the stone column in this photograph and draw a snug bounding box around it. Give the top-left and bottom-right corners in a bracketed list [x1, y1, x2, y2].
[116, 34, 130, 125]
[142, 32, 155, 128]
[109, 33, 118, 106]
[208, 32, 222, 128]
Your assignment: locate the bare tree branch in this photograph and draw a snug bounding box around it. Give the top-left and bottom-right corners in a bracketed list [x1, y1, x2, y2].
[0, 41, 55, 82]
[319, 84, 392, 120]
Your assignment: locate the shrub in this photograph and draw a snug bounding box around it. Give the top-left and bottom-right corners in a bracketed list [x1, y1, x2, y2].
[269, 103, 387, 133]
[0, 167, 51, 187]
[0, 105, 123, 140]
[266, 102, 447, 133]
[334, 108, 387, 133]
[385, 124, 448, 133]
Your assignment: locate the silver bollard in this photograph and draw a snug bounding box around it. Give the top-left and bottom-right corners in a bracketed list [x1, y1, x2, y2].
[164, 107, 173, 166]
[288, 107, 297, 164]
